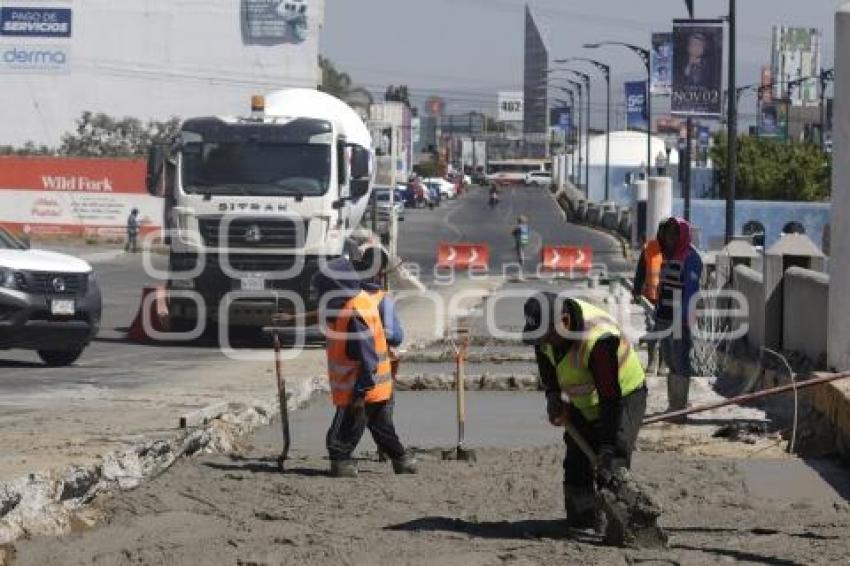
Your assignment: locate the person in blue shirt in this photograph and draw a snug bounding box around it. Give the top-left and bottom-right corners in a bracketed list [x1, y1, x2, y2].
[655, 217, 703, 422]
[512, 215, 530, 267]
[354, 246, 404, 349]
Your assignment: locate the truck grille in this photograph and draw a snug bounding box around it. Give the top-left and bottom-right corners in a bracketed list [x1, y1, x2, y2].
[16, 271, 87, 296]
[198, 217, 308, 249]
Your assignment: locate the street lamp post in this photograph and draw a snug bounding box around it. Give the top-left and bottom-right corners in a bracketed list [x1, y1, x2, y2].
[555, 58, 611, 201]
[554, 95, 575, 181]
[545, 68, 589, 191]
[565, 80, 585, 187]
[584, 42, 651, 183]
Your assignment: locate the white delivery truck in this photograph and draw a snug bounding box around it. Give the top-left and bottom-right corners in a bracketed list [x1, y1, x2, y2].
[145, 88, 374, 329]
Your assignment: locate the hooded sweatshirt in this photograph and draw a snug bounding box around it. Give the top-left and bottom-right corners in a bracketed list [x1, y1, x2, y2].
[312, 258, 383, 397]
[656, 218, 703, 329]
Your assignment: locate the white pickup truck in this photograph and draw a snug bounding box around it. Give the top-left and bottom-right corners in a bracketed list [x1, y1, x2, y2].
[0, 227, 102, 365]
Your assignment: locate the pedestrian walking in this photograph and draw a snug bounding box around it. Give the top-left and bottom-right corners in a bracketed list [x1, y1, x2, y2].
[512, 215, 530, 267]
[125, 208, 140, 252]
[312, 257, 417, 478]
[522, 292, 647, 529]
[656, 217, 703, 422]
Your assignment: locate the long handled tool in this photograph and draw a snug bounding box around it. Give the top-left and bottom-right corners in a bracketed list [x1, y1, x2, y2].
[443, 327, 476, 462]
[273, 333, 291, 471]
[562, 420, 666, 548]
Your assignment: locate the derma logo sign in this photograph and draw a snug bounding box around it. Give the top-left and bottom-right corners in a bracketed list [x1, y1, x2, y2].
[0, 45, 69, 72]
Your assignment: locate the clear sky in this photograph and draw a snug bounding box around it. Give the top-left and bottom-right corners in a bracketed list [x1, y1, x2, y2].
[320, 0, 842, 123]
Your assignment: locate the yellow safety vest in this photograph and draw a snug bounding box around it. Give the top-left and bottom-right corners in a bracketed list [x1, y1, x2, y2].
[543, 300, 645, 422]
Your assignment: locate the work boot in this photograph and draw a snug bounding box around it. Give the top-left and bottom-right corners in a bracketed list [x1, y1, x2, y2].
[564, 486, 598, 530]
[391, 453, 418, 475]
[330, 459, 358, 478]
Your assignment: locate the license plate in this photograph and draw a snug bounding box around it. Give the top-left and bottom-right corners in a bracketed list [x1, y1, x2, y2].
[51, 299, 75, 316]
[240, 277, 265, 291]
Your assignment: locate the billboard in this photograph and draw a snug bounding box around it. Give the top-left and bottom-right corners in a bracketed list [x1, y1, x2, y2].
[771, 26, 821, 107]
[498, 91, 524, 122]
[758, 100, 790, 140]
[625, 81, 648, 131]
[0, 157, 162, 238]
[651, 32, 673, 95]
[672, 20, 723, 117]
[760, 66, 773, 104]
[0, 7, 72, 37]
[549, 107, 572, 132]
[241, 0, 309, 45]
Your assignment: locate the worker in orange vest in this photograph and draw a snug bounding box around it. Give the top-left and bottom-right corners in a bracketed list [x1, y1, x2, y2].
[632, 222, 666, 374]
[313, 257, 417, 478]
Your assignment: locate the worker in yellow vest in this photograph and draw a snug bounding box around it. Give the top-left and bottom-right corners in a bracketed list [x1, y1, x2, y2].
[522, 292, 647, 530]
[632, 222, 666, 374]
[313, 257, 417, 478]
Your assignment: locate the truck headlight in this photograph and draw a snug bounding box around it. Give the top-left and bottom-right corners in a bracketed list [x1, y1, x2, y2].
[0, 267, 16, 289]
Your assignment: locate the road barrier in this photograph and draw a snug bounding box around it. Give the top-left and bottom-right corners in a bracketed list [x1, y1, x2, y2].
[540, 245, 592, 273]
[436, 242, 490, 270]
[127, 285, 170, 343]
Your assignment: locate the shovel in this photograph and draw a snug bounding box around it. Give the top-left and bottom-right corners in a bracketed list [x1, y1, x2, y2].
[562, 420, 666, 548]
[442, 328, 476, 462]
[272, 333, 291, 471]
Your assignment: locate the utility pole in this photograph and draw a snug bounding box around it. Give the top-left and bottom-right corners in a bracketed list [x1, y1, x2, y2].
[725, 0, 737, 244]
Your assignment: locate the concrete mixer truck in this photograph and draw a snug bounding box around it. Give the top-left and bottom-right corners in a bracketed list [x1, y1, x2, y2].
[145, 88, 375, 331]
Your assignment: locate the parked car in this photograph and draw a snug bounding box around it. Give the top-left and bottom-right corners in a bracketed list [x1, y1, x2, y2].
[422, 177, 457, 200]
[370, 186, 405, 221]
[525, 171, 553, 187]
[0, 227, 102, 366]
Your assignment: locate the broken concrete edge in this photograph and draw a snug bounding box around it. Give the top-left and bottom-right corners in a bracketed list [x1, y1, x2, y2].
[724, 355, 850, 463]
[399, 351, 536, 363]
[0, 376, 329, 545]
[395, 373, 541, 392]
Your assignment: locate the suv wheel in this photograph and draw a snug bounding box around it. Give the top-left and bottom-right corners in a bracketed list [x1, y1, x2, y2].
[38, 348, 84, 367]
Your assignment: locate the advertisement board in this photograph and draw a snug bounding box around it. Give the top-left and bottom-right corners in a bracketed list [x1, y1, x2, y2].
[758, 100, 789, 140]
[0, 157, 162, 238]
[771, 26, 821, 107]
[651, 32, 673, 95]
[498, 91, 524, 123]
[625, 81, 648, 131]
[549, 107, 572, 132]
[672, 20, 724, 117]
[0, 44, 70, 73]
[241, 0, 309, 45]
[0, 7, 72, 37]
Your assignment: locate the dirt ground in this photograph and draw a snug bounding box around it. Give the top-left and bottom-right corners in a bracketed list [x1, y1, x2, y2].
[13, 433, 850, 566]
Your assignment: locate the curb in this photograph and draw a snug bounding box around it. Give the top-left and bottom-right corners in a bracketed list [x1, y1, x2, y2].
[395, 373, 540, 392]
[0, 376, 327, 544]
[548, 186, 633, 261]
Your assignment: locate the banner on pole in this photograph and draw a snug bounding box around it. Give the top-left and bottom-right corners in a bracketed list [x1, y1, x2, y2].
[625, 81, 648, 131]
[549, 107, 572, 132]
[672, 19, 724, 117]
[650, 32, 673, 95]
[758, 100, 789, 140]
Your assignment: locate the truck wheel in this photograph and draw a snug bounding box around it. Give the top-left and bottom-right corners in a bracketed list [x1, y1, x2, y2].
[38, 348, 84, 367]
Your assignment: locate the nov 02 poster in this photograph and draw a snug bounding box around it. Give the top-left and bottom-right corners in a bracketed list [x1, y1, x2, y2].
[672, 20, 724, 117]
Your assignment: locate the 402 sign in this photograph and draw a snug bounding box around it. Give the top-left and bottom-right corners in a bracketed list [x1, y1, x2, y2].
[498, 91, 524, 122]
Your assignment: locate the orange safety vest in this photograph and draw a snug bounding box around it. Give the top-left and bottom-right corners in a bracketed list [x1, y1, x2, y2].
[642, 239, 663, 303]
[370, 289, 399, 379]
[326, 291, 393, 407]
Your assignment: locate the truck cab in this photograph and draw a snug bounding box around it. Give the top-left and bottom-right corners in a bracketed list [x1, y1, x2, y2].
[146, 89, 374, 329]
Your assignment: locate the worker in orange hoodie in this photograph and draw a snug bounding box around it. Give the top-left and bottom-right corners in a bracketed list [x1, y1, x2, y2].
[632, 222, 666, 374]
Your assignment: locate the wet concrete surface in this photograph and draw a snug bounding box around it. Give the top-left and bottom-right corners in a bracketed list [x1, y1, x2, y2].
[252, 391, 563, 458]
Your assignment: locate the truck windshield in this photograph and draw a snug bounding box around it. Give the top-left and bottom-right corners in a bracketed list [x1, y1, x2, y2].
[0, 227, 26, 250]
[181, 142, 331, 197]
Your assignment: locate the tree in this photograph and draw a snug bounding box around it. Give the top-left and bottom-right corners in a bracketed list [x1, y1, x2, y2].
[319, 56, 373, 110]
[384, 84, 412, 108]
[58, 112, 180, 157]
[710, 133, 831, 201]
